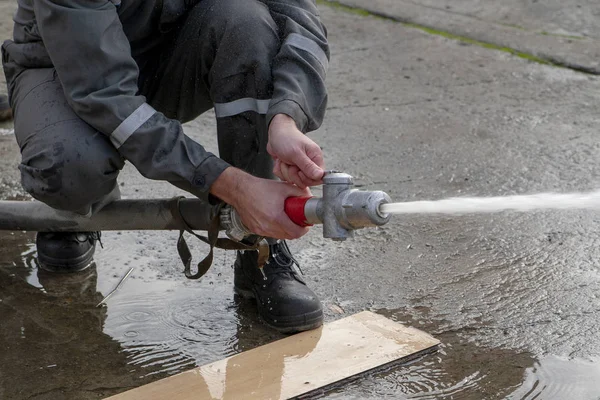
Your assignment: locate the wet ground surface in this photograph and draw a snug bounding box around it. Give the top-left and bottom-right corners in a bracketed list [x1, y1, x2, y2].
[333, 0, 600, 75]
[2, 2, 600, 400]
[351, 0, 600, 39]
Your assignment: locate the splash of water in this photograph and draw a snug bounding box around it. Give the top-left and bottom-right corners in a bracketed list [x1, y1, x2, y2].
[380, 190, 600, 215]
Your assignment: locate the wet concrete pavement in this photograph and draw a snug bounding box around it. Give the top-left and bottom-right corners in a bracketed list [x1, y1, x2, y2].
[2, 1, 600, 399]
[332, 0, 600, 74]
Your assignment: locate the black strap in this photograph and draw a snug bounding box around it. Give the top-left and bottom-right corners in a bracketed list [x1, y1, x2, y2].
[169, 197, 261, 280]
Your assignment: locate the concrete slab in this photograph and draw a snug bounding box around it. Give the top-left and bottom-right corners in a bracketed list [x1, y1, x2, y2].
[329, 0, 600, 74]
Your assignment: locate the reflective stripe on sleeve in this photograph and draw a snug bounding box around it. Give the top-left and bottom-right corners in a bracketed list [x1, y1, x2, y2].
[213, 98, 271, 118]
[110, 103, 156, 148]
[285, 33, 329, 72]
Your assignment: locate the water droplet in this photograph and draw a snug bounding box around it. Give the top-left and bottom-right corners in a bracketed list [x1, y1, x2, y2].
[125, 311, 153, 322]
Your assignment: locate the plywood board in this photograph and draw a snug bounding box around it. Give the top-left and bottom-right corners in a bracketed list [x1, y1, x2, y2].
[106, 311, 439, 400]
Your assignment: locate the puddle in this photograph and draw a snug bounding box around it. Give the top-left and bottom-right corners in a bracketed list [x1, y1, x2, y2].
[320, 307, 600, 400]
[323, 308, 535, 399]
[0, 230, 284, 399]
[3, 219, 600, 400]
[507, 356, 600, 399]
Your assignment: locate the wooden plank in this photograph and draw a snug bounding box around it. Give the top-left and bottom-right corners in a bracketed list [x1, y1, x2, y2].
[106, 311, 439, 400]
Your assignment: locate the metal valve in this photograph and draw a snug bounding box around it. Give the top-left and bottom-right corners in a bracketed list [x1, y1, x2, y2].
[285, 172, 392, 241]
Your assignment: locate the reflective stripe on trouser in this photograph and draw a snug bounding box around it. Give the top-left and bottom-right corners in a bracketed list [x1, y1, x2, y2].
[213, 98, 271, 119]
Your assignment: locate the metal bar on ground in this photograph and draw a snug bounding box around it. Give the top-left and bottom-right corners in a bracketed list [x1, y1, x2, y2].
[96, 267, 135, 308]
[104, 311, 440, 400]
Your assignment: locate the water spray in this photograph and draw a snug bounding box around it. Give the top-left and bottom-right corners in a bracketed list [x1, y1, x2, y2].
[379, 191, 600, 215]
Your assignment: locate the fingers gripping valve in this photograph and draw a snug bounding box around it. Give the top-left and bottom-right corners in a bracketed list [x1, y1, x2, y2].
[221, 172, 392, 241]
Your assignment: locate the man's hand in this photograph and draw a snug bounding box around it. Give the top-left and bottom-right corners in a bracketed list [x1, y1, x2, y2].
[210, 167, 311, 239]
[267, 114, 325, 188]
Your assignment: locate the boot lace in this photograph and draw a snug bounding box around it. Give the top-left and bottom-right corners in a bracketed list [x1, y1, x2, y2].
[268, 240, 303, 275]
[87, 231, 103, 249]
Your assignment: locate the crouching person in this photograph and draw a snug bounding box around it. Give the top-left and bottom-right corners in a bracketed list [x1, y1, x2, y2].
[2, 0, 329, 333]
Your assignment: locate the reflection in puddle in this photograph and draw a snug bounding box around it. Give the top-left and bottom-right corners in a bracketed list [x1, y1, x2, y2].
[0, 230, 283, 399]
[0, 232, 147, 399]
[192, 327, 323, 400]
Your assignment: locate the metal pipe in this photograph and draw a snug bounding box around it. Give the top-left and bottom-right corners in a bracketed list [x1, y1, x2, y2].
[0, 198, 219, 232]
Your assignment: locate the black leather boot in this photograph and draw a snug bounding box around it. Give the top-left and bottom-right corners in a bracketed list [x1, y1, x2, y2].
[234, 240, 323, 333]
[36, 232, 101, 273]
[0, 94, 12, 122]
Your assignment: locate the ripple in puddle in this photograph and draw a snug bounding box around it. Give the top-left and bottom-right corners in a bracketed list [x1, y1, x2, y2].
[104, 289, 242, 376]
[507, 356, 600, 399]
[326, 307, 600, 399]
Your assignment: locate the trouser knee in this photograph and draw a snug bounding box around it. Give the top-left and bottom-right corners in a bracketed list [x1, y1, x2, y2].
[187, 0, 279, 101]
[20, 143, 122, 214]
[11, 68, 124, 214]
[141, 0, 279, 123]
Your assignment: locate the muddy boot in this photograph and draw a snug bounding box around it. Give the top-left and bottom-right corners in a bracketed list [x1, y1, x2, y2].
[0, 94, 12, 122]
[234, 240, 323, 334]
[36, 232, 101, 273]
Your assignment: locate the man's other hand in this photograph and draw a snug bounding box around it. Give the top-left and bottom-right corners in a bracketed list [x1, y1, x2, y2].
[267, 114, 325, 188]
[210, 167, 311, 239]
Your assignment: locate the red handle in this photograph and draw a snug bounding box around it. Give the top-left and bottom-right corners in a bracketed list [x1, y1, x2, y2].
[284, 196, 314, 227]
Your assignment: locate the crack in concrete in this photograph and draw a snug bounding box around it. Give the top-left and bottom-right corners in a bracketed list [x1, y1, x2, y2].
[319, 0, 599, 75]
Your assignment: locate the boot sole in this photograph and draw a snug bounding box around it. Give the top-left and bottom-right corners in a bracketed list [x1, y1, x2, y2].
[37, 244, 96, 273]
[235, 286, 324, 334]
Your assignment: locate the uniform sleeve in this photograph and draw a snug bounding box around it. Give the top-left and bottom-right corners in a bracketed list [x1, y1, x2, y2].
[263, 0, 330, 133]
[33, 0, 230, 202]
